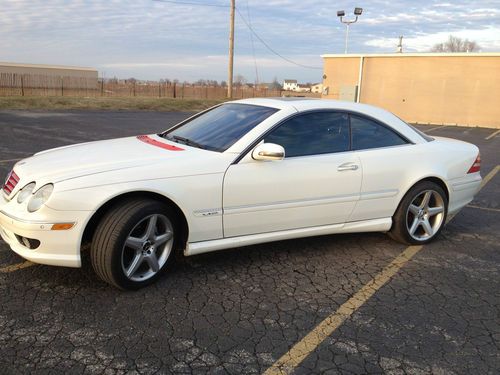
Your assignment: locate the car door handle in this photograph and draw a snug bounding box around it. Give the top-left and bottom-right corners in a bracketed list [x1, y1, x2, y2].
[337, 163, 359, 171]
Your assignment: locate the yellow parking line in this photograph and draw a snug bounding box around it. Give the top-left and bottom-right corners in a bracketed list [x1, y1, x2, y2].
[425, 125, 450, 133]
[485, 129, 500, 140]
[0, 261, 34, 273]
[467, 204, 500, 213]
[480, 165, 499, 189]
[263, 164, 500, 375]
[448, 165, 500, 222]
[263, 245, 423, 375]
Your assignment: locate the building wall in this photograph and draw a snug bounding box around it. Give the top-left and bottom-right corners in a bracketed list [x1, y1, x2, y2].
[321, 53, 500, 128]
[322, 57, 360, 99]
[0, 62, 98, 89]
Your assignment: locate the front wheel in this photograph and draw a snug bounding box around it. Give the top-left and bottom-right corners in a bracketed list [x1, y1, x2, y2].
[389, 181, 448, 245]
[91, 199, 177, 290]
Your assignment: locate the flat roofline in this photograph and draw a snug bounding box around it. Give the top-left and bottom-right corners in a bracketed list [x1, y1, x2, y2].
[0, 61, 97, 71]
[321, 52, 500, 58]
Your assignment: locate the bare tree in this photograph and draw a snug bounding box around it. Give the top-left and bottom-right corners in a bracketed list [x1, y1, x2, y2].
[233, 74, 247, 87]
[431, 35, 480, 52]
[194, 79, 208, 86]
[268, 77, 282, 90]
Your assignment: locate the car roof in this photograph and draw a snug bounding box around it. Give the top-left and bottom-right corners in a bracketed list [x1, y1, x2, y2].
[231, 97, 389, 115]
[227, 97, 426, 147]
[231, 97, 318, 109]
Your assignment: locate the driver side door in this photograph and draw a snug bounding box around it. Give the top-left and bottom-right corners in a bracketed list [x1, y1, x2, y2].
[222, 111, 362, 238]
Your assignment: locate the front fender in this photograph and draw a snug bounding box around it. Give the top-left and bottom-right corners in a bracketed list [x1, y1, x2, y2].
[48, 173, 225, 243]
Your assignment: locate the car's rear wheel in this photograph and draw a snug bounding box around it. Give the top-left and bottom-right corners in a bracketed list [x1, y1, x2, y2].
[389, 181, 448, 245]
[91, 199, 177, 290]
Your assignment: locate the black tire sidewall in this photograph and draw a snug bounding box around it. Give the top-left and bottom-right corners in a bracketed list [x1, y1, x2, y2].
[108, 201, 177, 290]
[393, 182, 448, 245]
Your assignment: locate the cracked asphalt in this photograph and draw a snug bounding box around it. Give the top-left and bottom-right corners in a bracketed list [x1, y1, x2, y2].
[0, 110, 499, 374]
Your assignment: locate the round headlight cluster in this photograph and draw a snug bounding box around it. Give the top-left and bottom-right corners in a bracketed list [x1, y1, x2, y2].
[27, 184, 54, 212]
[17, 182, 36, 203]
[16, 183, 54, 212]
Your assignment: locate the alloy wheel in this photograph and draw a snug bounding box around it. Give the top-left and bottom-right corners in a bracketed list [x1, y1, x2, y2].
[121, 214, 174, 281]
[406, 190, 445, 241]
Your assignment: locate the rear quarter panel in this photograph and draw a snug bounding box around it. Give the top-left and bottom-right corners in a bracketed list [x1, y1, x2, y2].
[349, 137, 479, 221]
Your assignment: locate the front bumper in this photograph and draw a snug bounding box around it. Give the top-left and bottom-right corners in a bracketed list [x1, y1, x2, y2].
[0, 208, 92, 268]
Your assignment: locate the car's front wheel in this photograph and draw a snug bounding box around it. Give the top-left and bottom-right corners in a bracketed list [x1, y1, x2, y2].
[91, 199, 177, 289]
[389, 181, 448, 245]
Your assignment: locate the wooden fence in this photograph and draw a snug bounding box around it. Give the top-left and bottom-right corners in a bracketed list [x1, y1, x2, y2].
[0, 73, 97, 97]
[0, 73, 321, 99]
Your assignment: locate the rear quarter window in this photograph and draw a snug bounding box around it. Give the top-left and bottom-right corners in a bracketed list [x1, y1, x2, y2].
[350, 115, 408, 151]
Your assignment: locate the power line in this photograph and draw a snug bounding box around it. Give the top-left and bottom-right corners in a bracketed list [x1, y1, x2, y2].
[235, 8, 322, 70]
[153, 0, 229, 8]
[153, 0, 322, 71]
[245, 0, 259, 84]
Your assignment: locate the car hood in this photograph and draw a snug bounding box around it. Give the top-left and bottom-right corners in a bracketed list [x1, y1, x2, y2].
[13, 134, 220, 186]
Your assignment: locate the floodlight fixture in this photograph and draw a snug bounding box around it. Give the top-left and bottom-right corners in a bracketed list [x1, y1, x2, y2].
[337, 7, 363, 53]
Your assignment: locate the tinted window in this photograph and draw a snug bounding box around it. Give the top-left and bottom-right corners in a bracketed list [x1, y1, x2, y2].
[409, 124, 434, 142]
[165, 103, 278, 152]
[350, 115, 407, 150]
[265, 112, 350, 157]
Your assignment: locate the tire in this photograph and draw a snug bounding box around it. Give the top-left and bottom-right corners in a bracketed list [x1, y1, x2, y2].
[91, 198, 178, 290]
[389, 181, 448, 245]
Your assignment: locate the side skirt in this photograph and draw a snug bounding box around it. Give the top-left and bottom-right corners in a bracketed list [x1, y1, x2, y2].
[184, 217, 392, 256]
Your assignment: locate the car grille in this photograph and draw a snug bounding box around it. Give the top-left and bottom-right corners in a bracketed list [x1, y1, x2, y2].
[3, 170, 19, 196]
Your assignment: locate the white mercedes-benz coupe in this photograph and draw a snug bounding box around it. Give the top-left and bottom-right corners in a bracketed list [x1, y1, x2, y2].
[1, 98, 482, 289]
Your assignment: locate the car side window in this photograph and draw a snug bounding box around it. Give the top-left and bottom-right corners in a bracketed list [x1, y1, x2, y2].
[350, 115, 408, 151]
[264, 112, 350, 158]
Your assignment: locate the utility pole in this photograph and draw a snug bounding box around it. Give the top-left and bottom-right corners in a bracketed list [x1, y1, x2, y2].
[228, 0, 235, 98]
[397, 35, 403, 53]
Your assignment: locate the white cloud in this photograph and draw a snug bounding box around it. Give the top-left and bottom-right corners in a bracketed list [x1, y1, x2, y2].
[366, 26, 500, 52]
[0, 0, 498, 82]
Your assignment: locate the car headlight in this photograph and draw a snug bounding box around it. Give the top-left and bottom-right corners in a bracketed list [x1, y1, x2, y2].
[27, 184, 54, 212]
[17, 182, 36, 203]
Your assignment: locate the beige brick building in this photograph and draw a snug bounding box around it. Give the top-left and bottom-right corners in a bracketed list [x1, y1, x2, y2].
[321, 53, 500, 128]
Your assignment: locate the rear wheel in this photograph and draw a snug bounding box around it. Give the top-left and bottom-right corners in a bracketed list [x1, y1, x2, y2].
[91, 199, 177, 290]
[389, 181, 448, 245]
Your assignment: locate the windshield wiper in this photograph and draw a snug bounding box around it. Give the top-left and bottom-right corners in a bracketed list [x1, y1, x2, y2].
[164, 134, 206, 149]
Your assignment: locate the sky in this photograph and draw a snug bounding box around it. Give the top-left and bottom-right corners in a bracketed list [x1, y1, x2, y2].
[1, 0, 499, 83]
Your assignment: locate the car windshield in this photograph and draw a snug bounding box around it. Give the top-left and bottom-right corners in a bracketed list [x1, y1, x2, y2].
[162, 103, 279, 152]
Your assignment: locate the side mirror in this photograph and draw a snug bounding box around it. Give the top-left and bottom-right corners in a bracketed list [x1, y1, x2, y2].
[252, 143, 285, 161]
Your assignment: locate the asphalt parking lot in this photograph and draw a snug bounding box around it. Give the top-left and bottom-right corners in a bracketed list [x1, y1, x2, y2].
[0, 110, 499, 375]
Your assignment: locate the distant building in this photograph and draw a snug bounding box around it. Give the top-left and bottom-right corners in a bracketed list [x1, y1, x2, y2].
[310, 83, 323, 94]
[0, 62, 98, 89]
[283, 79, 298, 91]
[296, 84, 311, 93]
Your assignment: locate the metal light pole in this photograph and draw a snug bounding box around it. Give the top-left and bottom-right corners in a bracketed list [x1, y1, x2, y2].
[337, 8, 363, 54]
